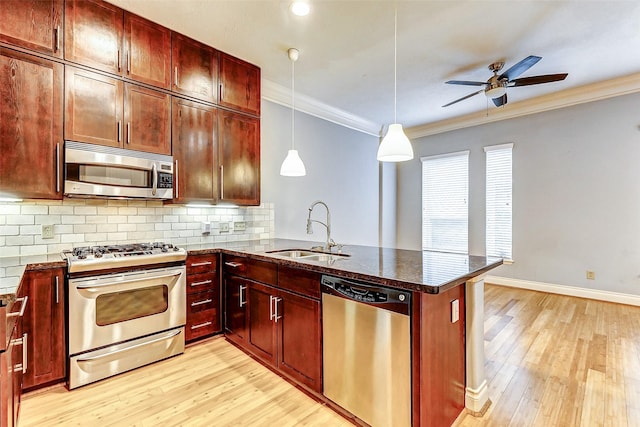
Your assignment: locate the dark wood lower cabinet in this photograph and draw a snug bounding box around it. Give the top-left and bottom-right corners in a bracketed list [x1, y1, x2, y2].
[247, 282, 277, 365]
[20, 268, 66, 390]
[185, 254, 220, 342]
[1, 296, 25, 427]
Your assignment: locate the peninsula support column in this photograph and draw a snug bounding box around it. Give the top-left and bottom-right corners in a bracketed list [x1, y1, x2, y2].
[465, 274, 491, 415]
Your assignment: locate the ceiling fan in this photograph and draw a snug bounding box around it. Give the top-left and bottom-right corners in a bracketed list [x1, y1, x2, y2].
[442, 55, 568, 107]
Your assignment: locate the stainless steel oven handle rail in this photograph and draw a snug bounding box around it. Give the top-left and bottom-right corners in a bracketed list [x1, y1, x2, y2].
[75, 271, 182, 291]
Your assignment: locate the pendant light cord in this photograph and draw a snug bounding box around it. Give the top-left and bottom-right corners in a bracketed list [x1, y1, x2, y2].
[291, 58, 296, 150]
[393, 3, 397, 123]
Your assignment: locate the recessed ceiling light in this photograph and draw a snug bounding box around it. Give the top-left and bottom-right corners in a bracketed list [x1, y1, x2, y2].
[290, 1, 310, 16]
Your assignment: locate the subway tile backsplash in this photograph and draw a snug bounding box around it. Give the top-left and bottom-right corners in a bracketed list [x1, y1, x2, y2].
[0, 199, 274, 258]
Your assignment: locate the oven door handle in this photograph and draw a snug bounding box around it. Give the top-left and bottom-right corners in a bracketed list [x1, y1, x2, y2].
[76, 329, 182, 362]
[74, 272, 182, 290]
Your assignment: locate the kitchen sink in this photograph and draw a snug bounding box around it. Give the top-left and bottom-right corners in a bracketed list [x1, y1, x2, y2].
[267, 249, 350, 262]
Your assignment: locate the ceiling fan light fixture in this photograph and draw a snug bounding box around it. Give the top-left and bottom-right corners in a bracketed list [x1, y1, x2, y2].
[377, 124, 414, 162]
[485, 83, 507, 99]
[290, 1, 310, 16]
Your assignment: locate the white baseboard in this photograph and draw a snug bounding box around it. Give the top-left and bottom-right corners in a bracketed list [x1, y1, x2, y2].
[485, 275, 640, 307]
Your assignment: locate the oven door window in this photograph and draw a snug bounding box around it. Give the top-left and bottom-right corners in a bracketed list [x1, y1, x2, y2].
[95, 285, 168, 326]
[67, 164, 151, 188]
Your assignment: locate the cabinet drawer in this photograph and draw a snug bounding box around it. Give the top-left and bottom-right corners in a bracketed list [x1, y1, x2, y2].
[187, 290, 217, 314]
[187, 272, 217, 294]
[224, 255, 277, 286]
[186, 308, 218, 341]
[187, 254, 218, 275]
[278, 266, 321, 300]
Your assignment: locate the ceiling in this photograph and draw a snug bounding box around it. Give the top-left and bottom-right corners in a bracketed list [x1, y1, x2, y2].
[109, 0, 640, 135]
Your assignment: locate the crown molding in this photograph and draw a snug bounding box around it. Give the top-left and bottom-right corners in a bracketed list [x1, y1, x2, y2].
[261, 79, 381, 137]
[407, 72, 640, 139]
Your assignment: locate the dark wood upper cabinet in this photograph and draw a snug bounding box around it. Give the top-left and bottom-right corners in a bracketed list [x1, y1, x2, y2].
[219, 53, 261, 116]
[123, 13, 171, 89]
[124, 83, 171, 154]
[20, 268, 66, 390]
[219, 110, 260, 206]
[0, 48, 63, 199]
[172, 98, 218, 202]
[0, 0, 64, 58]
[64, 0, 123, 75]
[172, 33, 218, 103]
[65, 66, 123, 148]
[65, 67, 170, 154]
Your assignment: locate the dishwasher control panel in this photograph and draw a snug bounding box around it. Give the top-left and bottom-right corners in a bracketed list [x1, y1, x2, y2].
[321, 275, 411, 313]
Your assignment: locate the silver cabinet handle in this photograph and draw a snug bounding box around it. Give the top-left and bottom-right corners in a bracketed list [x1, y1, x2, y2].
[191, 321, 212, 330]
[191, 299, 213, 307]
[117, 49, 121, 71]
[191, 261, 212, 267]
[127, 50, 131, 73]
[220, 165, 224, 200]
[126, 122, 131, 144]
[269, 295, 274, 321]
[239, 285, 246, 307]
[7, 296, 28, 318]
[224, 261, 242, 268]
[174, 160, 179, 198]
[190, 280, 212, 287]
[174, 66, 179, 87]
[220, 84, 224, 101]
[55, 275, 59, 304]
[55, 143, 60, 193]
[274, 297, 282, 323]
[117, 121, 122, 142]
[23, 333, 27, 374]
[55, 25, 60, 52]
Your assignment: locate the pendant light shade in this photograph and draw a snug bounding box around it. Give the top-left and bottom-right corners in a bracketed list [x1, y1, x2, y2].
[377, 3, 413, 163]
[280, 48, 307, 177]
[377, 123, 413, 161]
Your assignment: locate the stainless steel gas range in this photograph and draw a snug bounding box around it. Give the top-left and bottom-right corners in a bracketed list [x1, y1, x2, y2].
[63, 243, 187, 389]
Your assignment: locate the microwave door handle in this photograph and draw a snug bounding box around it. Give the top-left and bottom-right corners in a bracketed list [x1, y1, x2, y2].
[152, 163, 158, 196]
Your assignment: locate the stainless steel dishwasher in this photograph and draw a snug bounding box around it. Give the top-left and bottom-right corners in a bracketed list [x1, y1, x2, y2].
[321, 275, 411, 427]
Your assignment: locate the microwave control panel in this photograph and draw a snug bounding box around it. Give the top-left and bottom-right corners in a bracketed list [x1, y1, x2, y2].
[158, 172, 173, 188]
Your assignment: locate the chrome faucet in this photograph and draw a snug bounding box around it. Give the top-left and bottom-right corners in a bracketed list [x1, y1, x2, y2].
[306, 200, 336, 252]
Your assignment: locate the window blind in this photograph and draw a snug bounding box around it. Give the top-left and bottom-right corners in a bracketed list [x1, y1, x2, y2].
[485, 143, 513, 260]
[421, 151, 469, 253]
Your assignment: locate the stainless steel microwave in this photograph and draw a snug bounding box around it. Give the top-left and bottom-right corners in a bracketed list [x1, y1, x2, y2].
[64, 141, 174, 199]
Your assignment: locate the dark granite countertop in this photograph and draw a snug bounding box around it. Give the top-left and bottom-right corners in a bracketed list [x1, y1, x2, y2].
[186, 239, 503, 294]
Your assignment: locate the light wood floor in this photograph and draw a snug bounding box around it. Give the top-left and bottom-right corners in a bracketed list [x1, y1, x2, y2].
[21, 284, 640, 426]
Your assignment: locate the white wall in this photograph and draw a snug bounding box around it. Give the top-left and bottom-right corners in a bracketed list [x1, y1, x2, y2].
[261, 100, 381, 247]
[397, 92, 640, 295]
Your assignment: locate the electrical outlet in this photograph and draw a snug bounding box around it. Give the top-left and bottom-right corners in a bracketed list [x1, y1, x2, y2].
[451, 299, 460, 323]
[220, 222, 230, 232]
[42, 224, 55, 239]
[586, 270, 596, 280]
[234, 221, 246, 231]
[201, 222, 211, 234]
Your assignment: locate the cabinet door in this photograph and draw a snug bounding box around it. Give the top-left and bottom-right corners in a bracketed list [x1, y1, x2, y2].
[124, 83, 171, 154]
[219, 53, 260, 116]
[21, 268, 65, 390]
[65, 66, 123, 148]
[219, 111, 260, 205]
[65, 0, 123, 74]
[172, 33, 218, 103]
[123, 12, 171, 89]
[10, 321, 23, 427]
[224, 275, 248, 345]
[0, 49, 63, 199]
[172, 98, 217, 202]
[277, 290, 322, 392]
[0, 0, 63, 58]
[247, 282, 277, 366]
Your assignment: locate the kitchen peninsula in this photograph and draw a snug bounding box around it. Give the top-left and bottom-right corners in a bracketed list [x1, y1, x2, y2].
[2, 239, 502, 426]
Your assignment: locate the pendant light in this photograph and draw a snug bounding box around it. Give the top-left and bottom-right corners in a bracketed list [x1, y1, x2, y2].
[280, 48, 307, 177]
[376, 4, 414, 162]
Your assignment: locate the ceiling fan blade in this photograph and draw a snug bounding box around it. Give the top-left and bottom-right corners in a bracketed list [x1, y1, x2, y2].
[445, 80, 487, 86]
[499, 55, 542, 81]
[509, 73, 568, 87]
[492, 93, 507, 107]
[442, 89, 485, 107]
